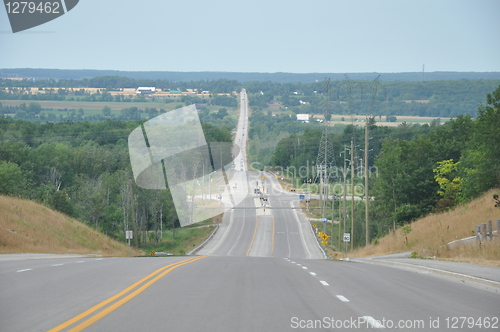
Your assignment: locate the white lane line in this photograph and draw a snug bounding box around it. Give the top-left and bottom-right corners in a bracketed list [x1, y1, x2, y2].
[95, 258, 103, 260]
[17, 269, 32, 273]
[291, 261, 296, 264]
[310, 272, 316, 276]
[302, 266, 308, 269]
[76, 261, 85, 263]
[296, 263, 301, 266]
[320, 280, 329, 286]
[52, 264, 64, 267]
[336, 295, 350, 302]
[362, 316, 385, 328]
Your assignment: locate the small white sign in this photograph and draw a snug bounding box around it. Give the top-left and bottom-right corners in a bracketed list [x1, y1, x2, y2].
[126, 230, 133, 240]
[343, 233, 351, 242]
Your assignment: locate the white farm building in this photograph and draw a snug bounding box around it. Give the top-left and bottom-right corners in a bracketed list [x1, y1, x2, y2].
[296, 114, 310, 123]
[136, 87, 156, 95]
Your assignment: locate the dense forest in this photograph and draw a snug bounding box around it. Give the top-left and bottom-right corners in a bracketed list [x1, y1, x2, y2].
[0, 117, 233, 246]
[266, 85, 500, 247]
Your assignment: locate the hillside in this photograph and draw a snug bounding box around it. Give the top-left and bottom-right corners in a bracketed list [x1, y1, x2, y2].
[0, 195, 142, 256]
[351, 189, 500, 267]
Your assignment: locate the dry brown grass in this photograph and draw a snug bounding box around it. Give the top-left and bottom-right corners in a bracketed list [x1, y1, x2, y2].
[0, 195, 143, 256]
[351, 189, 500, 266]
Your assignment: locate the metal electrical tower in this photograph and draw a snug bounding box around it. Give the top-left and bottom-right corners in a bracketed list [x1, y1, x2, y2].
[337, 75, 385, 249]
[316, 78, 336, 235]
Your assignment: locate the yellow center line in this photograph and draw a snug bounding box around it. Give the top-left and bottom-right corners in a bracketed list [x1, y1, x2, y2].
[47, 256, 206, 332]
[246, 215, 259, 256]
[270, 215, 275, 257]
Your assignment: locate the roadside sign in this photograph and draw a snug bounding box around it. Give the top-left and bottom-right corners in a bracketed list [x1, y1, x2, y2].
[151, 250, 156, 256]
[299, 195, 305, 200]
[321, 218, 327, 222]
[343, 233, 351, 243]
[312, 224, 317, 228]
[125, 230, 133, 239]
[321, 240, 328, 245]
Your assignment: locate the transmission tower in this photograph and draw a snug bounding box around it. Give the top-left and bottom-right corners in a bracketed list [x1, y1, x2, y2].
[316, 78, 336, 235]
[337, 75, 385, 249]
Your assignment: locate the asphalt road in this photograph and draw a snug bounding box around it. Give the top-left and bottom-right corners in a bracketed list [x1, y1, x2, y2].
[1, 255, 499, 331]
[2, 92, 498, 331]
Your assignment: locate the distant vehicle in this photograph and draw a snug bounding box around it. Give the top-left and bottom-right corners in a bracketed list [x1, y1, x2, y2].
[254, 188, 260, 194]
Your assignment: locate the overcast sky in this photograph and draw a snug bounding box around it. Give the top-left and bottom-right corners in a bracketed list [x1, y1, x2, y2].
[1, 0, 499, 73]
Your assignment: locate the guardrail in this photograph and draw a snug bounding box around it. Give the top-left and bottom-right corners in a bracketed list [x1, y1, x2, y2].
[475, 219, 500, 240]
[188, 224, 219, 255]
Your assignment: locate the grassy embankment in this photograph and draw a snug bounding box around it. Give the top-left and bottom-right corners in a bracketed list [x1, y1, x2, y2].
[282, 173, 500, 266]
[351, 189, 500, 267]
[0, 195, 143, 256]
[0, 195, 221, 257]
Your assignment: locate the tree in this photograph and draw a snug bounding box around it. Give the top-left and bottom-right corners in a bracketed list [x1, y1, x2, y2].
[102, 106, 112, 117]
[0, 160, 27, 196]
[433, 159, 463, 210]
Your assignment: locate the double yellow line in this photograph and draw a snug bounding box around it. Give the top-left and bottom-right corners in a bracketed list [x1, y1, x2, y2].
[48, 255, 206, 332]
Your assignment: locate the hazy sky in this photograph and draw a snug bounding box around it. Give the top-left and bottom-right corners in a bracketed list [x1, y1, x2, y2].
[1, 0, 499, 73]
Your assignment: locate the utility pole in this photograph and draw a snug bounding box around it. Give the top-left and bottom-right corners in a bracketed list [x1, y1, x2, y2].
[350, 139, 355, 251]
[342, 147, 348, 255]
[365, 117, 370, 246]
[129, 179, 138, 248]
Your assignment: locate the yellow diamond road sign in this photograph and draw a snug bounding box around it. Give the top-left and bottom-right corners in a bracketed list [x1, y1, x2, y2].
[151, 250, 156, 256]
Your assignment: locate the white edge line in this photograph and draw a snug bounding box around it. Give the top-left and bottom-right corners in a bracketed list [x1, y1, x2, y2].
[17, 269, 32, 272]
[207, 209, 234, 255]
[290, 200, 312, 259]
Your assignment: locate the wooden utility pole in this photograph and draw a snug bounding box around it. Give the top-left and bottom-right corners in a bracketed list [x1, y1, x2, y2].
[129, 179, 138, 248]
[350, 139, 355, 251]
[365, 117, 370, 246]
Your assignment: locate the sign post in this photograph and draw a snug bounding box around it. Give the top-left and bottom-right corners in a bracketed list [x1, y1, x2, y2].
[343, 232, 350, 256]
[125, 230, 133, 256]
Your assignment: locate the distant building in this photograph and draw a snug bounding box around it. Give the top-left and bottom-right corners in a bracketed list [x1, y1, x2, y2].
[136, 87, 156, 95]
[297, 114, 309, 123]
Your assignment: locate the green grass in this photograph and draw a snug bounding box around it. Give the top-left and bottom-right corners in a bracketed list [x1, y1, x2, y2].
[144, 225, 216, 256]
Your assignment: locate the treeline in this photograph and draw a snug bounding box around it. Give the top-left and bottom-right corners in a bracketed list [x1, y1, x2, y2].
[0, 117, 232, 245]
[245, 79, 500, 118]
[0, 77, 241, 94]
[270, 85, 500, 245]
[247, 110, 321, 168]
[3, 77, 500, 118]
